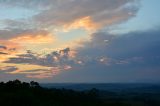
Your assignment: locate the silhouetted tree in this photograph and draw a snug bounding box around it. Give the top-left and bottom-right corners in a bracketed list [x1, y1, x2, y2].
[13, 79, 21, 85]
[30, 81, 40, 88]
[22, 82, 30, 88]
[0, 80, 159, 106]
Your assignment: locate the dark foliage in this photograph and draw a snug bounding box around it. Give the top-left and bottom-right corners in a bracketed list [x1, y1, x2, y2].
[0, 80, 101, 106]
[0, 80, 160, 106]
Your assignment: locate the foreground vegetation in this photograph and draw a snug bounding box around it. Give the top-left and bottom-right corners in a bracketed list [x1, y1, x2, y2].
[0, 80, 160, 106]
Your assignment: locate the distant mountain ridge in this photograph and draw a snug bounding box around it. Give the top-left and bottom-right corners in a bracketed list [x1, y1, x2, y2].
[41, 83, 160, 92]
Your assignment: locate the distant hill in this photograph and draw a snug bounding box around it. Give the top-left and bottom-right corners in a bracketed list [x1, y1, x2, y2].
[41, 83, 160, 92]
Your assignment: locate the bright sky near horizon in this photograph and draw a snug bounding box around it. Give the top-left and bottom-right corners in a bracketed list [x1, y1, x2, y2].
[0, 0, 160, 83]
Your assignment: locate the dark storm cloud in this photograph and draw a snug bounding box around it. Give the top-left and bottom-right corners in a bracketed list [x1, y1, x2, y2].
[78, 28, 160, 61]
[69, 28, 160, 82]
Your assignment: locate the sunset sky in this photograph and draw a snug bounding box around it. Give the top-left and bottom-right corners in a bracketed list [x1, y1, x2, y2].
[0, 0, 160, 83]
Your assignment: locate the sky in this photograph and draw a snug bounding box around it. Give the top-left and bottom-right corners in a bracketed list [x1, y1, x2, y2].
[0, 0, 160, 83]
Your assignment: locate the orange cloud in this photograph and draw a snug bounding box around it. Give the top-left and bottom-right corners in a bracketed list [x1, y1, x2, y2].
[63, 16, 98, 32]
[61, 10, 134, 32]
[9, 34, 55, 44]
[0, 56, 8, 62]
[0, 40, 21, 58]
[26, 67, 61, 79]
[0, 40, 21, 49]
[26, 73, 53, 79]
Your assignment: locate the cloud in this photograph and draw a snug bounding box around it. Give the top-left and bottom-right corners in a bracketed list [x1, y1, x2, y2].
[0, 0, 139, 54]
[0, 28, 55, 53]
[0, 29, 51, 40]
[0, 0, 145, 81]
[2, 28, 160, 81]
[9, 33, 55, 44]
[24, 66, 71, 79]
[5, 48, 75, 66]
[0, 65, 54, 79]
[0, 0, 139, 32]
[63, 28, 159, 82]
[0, 40, 21, 57]
[0, 0, 60, 10]
[8, 68, 59, 79]
[34, 0, 139, 31]
[0, 52, 8, 55]
[2, 48, 75, 78]
[0, 45, 7, 49]
[0, 66, 18, 73]
[30, 28, 159, 82]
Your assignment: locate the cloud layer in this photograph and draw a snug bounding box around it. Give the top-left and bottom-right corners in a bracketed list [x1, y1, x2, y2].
[3, 0, 159, 83]
[34, 0, 138, 30]
[1, 0, 138, 32]
[70, 28, 160, 82]
[2, 28, 160, 81]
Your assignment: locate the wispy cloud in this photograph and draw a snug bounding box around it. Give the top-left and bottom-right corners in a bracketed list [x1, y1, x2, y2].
[0, 0, 139, 32]
[34, 0, 138, 31]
